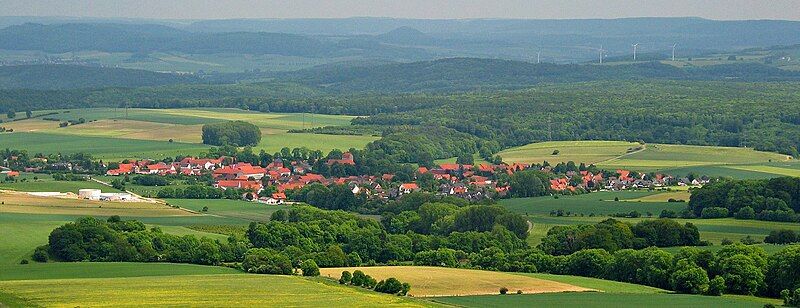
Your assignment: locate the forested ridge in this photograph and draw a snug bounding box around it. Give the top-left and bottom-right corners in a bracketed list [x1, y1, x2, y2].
[0, 65, 200, 90]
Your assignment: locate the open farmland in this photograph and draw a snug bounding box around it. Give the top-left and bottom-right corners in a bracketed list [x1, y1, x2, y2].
[0, 274, 434, 307]
[0, 173, 115, 192]
[1, 108, 379, 159]
[0, 190, 190, 217]
[319, 266, 591, 297]
[496, 141, 640, 165]
[597, 143, 791, 172]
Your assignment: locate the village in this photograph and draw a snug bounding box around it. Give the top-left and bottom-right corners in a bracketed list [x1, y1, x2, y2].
[91, 152, 708, 204]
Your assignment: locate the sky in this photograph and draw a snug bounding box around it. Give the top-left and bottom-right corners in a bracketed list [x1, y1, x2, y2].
[1, 0, 799, 21]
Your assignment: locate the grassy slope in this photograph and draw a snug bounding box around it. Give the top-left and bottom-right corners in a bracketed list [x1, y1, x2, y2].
[598, 143, 791, 172]
[0, 262, 239, 281]
[497, 141, 639, 165]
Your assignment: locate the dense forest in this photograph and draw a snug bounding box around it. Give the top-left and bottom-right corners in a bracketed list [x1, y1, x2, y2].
[282, 59, 800, 93]
[689, 177, 800, 222]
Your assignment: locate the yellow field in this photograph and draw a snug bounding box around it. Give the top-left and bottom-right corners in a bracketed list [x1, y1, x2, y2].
[319, 266, 591, 297]
[497, 141, 640, 164]
[0, 191, 192, 217]
[0, 274, 432, 307]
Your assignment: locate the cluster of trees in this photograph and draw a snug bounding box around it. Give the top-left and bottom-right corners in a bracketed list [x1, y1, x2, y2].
[765, 229, 800, 244]
[201, 121, 262, 147]
[47, 216, 249, 265]
[246, 206, 528, 266]
[339, 271, 410, 296]
[538, 218, 703, 255]
[689, 177, 800, 222]
[381, 204, 529, 240]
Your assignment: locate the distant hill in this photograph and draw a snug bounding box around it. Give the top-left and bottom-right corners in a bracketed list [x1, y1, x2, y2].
[0, 65, 200, 90]
[282, 58, 800, 93]
[0, 23, 432, 60]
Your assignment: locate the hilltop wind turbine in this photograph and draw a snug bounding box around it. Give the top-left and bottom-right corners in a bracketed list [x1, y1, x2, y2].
[671, 44, 678, 61]
[599, 45, 605, 64]
[537, 51, 541, 64]
[632, 43, 640, 61]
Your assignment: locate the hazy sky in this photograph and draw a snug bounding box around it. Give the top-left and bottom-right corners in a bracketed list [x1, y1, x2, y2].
[1, 0, 799, 20]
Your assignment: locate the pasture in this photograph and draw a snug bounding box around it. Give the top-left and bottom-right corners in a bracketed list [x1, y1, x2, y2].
[0, 274, 434, 307]
[319, 266, 590, 297]
[2, 108, 378, 159]
[0, 191, 191, 217]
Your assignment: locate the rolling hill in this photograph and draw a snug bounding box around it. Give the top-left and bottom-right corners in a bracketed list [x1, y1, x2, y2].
[0, 65, 200, 90]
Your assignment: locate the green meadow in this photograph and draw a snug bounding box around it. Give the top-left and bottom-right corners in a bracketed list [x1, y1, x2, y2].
[434, 292, 778, 308]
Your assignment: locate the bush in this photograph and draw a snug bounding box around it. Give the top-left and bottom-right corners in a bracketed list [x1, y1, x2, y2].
[670, 262, 710, 294]
[500, 287, 509, 294]
[374, 277, 404, 295]
[783, 288, 800, 307]
[19, 259, 28, 264]
[32, 246, 48, 262]
[339, 271, 352, 284]
[735, 207, 756, 220]
[300, 259, 320, 276]
[701, 207, 729, 219]
[202, 120, 262, 146]
[706, 276, 725, 296]
[351, 270, 367, 287]
[765, 229, 798, 244]
[241, 248, 293, 275]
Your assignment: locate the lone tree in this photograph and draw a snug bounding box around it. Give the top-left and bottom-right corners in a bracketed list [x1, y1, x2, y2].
[6, 110, 15, 119]
[201, 121, 261, 147]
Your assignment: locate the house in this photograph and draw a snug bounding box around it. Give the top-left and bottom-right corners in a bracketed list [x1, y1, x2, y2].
[399, 183, 420, 194]
[214, 180, 263, 193]
[3, 171, 19, 177]
[106, 163, 136, 176]
[259, 192, 287, 205]
[327, 152, 355, 165]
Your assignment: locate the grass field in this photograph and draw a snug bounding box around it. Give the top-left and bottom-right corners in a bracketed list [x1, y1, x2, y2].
[0, 173, 116, 193]
[434, 292, 780, 308]
[598, 143, 791, 172]
[3, 108, 379, 160]
[319, 266, 590, 297]
[0, 191, 191, 217]
[0, 274, 434, 307]
[515, 273, 665, 294]
[496, 141, 640, 165]
[501, 191, 686, 217]
[165, 198, 281, 223]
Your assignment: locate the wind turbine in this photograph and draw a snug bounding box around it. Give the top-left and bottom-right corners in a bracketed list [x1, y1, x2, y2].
[599, 45, 605, 64]
[537, 51, 541, 64]
[671, 44, 677, 61]
[632, 43, 640, 61]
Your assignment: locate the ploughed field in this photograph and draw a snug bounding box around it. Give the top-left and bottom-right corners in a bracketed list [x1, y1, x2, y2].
[0, 108, 378, 160]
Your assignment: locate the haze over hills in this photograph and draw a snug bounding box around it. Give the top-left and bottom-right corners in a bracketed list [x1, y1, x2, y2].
[0, 17, 799, 64]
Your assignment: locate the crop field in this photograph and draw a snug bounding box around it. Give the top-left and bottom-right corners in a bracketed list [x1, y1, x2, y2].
[496, 141, 640, 165]
[434, 292, 779, 308]
[624, 191, 691, 202]
[2, 108, 378, 159]
[319, 266, 590, 297]
[0, 132, 210, 160]
[598, 143, 790, 172]
[0, 274, 433, 307]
